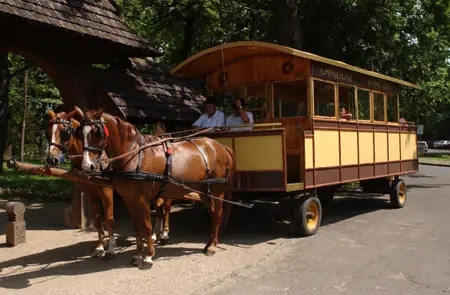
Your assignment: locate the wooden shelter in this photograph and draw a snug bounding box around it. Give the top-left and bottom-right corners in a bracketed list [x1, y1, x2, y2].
[0, 0, 206, 228]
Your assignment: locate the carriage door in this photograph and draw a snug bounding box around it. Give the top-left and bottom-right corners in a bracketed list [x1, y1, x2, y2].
[272, 79, 308, 183]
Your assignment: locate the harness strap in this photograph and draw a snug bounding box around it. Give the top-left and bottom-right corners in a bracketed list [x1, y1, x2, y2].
[185, 138, 210, 179]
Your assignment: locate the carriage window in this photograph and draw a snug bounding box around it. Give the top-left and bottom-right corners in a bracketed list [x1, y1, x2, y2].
[338, 85, 355, 120]
[246, 84, 267, 121]
[273, 79, 307, 118]
[314, 80, 336, 117]
[357, 89, 370, 120]
[387, 94, 399, 122]
[373, 92, 385, 122]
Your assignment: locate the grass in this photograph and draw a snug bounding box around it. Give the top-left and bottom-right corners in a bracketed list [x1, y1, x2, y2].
[419, 153, 450, 160]
[0, 160, 72, 201]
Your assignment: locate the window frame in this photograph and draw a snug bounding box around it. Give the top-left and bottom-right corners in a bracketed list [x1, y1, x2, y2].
[312, 77, 338, 119]
[337, 82, 357, 121]
[372, 90, 386, 123]
[355, 87, 372, 122]
[272, 78, 308, 119]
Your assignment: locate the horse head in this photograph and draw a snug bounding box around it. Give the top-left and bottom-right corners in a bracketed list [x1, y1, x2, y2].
[46, 108, 80, 166]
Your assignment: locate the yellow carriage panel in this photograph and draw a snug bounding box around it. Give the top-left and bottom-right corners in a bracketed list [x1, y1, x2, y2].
[234, 135, 284, 171]
[214, 137, 233, 149]
[314, 130, 339, 168]
[374, 132, 388, 162]
[388, 133, 400, 161]
[358, 132, 374, 164]
[340, 131, 358, 165]
[401, 133, 417, 160]
[304, 137, 314, 169]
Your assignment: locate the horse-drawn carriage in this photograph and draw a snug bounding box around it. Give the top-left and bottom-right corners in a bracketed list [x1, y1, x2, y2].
[9, 41, 419, 269]
[172, 41, 420, 236]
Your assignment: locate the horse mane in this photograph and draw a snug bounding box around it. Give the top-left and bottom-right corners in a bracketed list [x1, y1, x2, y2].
[103, 113, 161, 145]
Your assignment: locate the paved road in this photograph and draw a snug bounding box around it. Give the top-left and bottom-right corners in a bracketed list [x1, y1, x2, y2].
[202, 165, 450, 295]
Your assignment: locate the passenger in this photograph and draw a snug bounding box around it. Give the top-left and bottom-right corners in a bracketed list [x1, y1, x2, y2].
[226, 97, 254, 131]
[192, 96, 225, 129]
[339, 107, 353, 121]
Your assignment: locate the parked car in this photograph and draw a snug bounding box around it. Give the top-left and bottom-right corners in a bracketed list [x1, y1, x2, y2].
[418, 141, 428, 154]
[433, 140, 450, 149]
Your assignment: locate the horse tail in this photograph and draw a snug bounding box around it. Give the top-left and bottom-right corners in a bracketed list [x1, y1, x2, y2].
[221, 145, 235, 230]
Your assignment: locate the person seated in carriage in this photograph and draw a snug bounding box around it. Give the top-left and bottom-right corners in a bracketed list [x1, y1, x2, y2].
[191, 96, 225, 129]
[339, 105, 353, 121]
[225, 97, 254, 131]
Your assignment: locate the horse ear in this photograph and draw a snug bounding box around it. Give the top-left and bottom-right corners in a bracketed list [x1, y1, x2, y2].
[47, 109, 56, 119]
[65, 109, 77, 120]
[74, 106, 84, 118]
[70, 118, 80, 128]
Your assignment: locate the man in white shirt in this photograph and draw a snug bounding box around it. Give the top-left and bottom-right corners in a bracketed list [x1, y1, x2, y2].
[192, 96, 225, 129]
[226, 98, 254, 131]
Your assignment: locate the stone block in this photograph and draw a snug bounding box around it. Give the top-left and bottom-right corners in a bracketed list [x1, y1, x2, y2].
[5, 202, 26, 246]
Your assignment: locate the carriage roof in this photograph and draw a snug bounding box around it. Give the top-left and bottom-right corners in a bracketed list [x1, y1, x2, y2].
[172, 41, 420, 90]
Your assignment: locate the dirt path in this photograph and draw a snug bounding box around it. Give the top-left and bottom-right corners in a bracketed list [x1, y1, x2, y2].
[0, 201, 295, 295]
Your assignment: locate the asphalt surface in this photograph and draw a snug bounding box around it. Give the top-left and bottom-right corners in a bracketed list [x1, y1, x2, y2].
[425, 148, 450, 155]
[202, 165, 450, 295]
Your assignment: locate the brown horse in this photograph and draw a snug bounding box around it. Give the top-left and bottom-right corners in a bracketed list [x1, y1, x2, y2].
[46, 109, 117, 260]
[72, 108, 235, 269]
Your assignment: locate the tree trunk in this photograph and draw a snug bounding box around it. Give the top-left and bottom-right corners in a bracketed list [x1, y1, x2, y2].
[0, 53, 10, 173]
[20, 70, 28, 162]
[273, 0, 303, 49]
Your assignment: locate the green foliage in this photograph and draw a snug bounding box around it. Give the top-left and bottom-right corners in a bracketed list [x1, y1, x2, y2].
[7, 54, 63, 160]
[115, 0, 450, 139]
[0, 163, 71, 200]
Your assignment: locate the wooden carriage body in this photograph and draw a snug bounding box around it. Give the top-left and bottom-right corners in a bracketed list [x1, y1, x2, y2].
[172, 41, 420, 194]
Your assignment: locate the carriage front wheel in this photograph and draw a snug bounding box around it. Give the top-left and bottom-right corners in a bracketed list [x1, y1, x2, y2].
[292, 196, 322, 237]
[390, 179, 407, 209]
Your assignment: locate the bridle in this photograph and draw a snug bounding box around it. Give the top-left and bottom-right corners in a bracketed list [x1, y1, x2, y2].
[79, 117, 110, 171]
[47, 117, 75, 155]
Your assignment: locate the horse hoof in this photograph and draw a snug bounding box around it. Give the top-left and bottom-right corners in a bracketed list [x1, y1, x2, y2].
[139, 261, 153, 270]
[130, 258, 141, 267]
[103, 252, 115, 261]
[91, 249, 105, 258]
[159, 238, 169, 246]
[204, 249, 216, 257]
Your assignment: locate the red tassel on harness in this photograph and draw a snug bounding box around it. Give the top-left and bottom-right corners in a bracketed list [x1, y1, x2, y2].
[103, 126, 110, 137]
[166, 146, 173, 155]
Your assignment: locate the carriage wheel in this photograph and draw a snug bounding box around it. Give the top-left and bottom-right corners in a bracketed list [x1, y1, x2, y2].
[292, 196, 322, 237]
[390, 179, 406, 209]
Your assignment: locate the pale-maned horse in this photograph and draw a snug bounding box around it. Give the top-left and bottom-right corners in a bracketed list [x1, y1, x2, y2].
[72, 108, 235, 269]
[46, 109, 117, 260]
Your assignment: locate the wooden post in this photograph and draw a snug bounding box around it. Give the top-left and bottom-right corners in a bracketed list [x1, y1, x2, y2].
[5, 202, 26, 246]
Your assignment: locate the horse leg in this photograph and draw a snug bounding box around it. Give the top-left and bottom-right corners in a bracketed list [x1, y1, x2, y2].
[121, 194, 144, 267]
[140, 196, 155, 270]
[203, 192, 225, 257]
[160, 198, 172, 245]
[152, 198, 163, 243]
[99, 188, 116, 261]
[88, 195, 106, 258]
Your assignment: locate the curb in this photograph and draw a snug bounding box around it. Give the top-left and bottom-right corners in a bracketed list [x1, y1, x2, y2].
[419, 162, 450, 168]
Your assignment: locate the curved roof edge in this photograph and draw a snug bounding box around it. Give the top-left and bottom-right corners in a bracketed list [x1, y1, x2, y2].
[172, 41, 420, 89]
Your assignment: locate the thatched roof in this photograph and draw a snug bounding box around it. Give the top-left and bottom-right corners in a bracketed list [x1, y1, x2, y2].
[97, 58, 206, 123]
[0, 0, 161, 57]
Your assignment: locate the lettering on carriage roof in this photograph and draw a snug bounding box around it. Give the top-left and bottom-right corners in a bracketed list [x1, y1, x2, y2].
[311, 61, 399, 93]
[318, 68, 353, 83]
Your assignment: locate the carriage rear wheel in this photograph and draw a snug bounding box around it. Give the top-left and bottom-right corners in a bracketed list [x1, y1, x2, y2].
[390, 179, 406, 209]
[292, 196, 322, 237]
